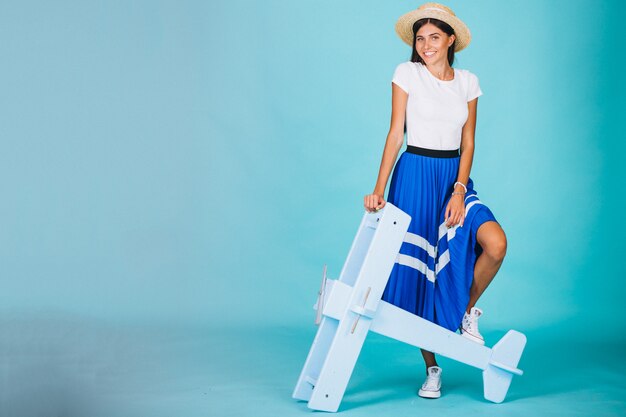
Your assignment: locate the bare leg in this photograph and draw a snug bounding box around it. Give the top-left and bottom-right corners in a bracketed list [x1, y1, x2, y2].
[420, 349, 438, 371]
[466, 221, 507, 313]
[419, 223, 505, 371]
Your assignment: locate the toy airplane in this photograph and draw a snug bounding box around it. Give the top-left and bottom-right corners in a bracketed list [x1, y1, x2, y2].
[292, 203, 526, 412]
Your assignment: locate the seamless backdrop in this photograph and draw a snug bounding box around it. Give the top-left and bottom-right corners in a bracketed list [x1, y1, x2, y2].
[0, 1, 625, 416]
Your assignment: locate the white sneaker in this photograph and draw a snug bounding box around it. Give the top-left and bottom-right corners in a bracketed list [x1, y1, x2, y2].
[418, 366, 442, 398]
[460, 307, 485, 345]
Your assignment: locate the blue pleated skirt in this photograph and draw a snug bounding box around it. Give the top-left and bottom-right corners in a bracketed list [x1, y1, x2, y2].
[381, 150, 498, 332]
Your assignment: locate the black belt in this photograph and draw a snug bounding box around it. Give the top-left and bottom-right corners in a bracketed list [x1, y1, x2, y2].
[406, 145, 460, 158]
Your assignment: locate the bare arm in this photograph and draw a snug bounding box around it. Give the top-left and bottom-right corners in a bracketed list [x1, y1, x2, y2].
[456, 98, 478, 190]
[445, 97, 478, 226]
[364, 83, 408, 212]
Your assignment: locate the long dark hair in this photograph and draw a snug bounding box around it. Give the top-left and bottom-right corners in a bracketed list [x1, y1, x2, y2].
[410, 18, 456, 66]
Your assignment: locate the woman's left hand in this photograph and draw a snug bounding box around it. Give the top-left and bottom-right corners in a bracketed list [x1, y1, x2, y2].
[445, 194, 466, 228]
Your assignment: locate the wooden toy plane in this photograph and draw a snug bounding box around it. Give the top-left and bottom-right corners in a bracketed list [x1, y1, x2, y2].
[293, 203, 526, 412]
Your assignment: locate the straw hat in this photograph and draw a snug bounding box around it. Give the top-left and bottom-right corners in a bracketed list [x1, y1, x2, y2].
[395, 3, 472, 52]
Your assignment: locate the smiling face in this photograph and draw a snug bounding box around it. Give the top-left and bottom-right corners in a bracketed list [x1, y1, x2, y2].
[414, 22, 455, 65]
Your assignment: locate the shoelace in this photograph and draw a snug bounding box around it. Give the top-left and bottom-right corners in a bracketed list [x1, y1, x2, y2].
[423, 373, 440, 389]
[464, 314, 479, 332]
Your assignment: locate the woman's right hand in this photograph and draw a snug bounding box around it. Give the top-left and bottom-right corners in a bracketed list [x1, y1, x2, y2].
[364, 193, 386, 213]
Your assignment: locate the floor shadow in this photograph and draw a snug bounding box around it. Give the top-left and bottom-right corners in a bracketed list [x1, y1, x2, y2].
[265, 323, 626, 410]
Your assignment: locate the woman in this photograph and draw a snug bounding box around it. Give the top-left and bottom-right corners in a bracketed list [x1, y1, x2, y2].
[363, 3, 507, 399]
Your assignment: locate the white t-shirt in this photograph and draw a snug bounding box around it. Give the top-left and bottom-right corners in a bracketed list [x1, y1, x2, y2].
[392, 61, 483, 150]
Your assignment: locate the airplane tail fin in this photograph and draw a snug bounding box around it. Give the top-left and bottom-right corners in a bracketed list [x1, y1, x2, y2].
[482, 330, 527, 403]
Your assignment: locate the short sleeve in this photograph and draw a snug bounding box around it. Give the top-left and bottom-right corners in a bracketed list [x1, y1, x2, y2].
[467, 72, 483, 102]
[392, 62, 411, 93]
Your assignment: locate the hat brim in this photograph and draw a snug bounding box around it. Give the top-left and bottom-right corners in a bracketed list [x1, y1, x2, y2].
[395, 9, 471, 52]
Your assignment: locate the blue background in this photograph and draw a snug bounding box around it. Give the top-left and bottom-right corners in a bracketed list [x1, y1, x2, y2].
[0, 0, 624, 416]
